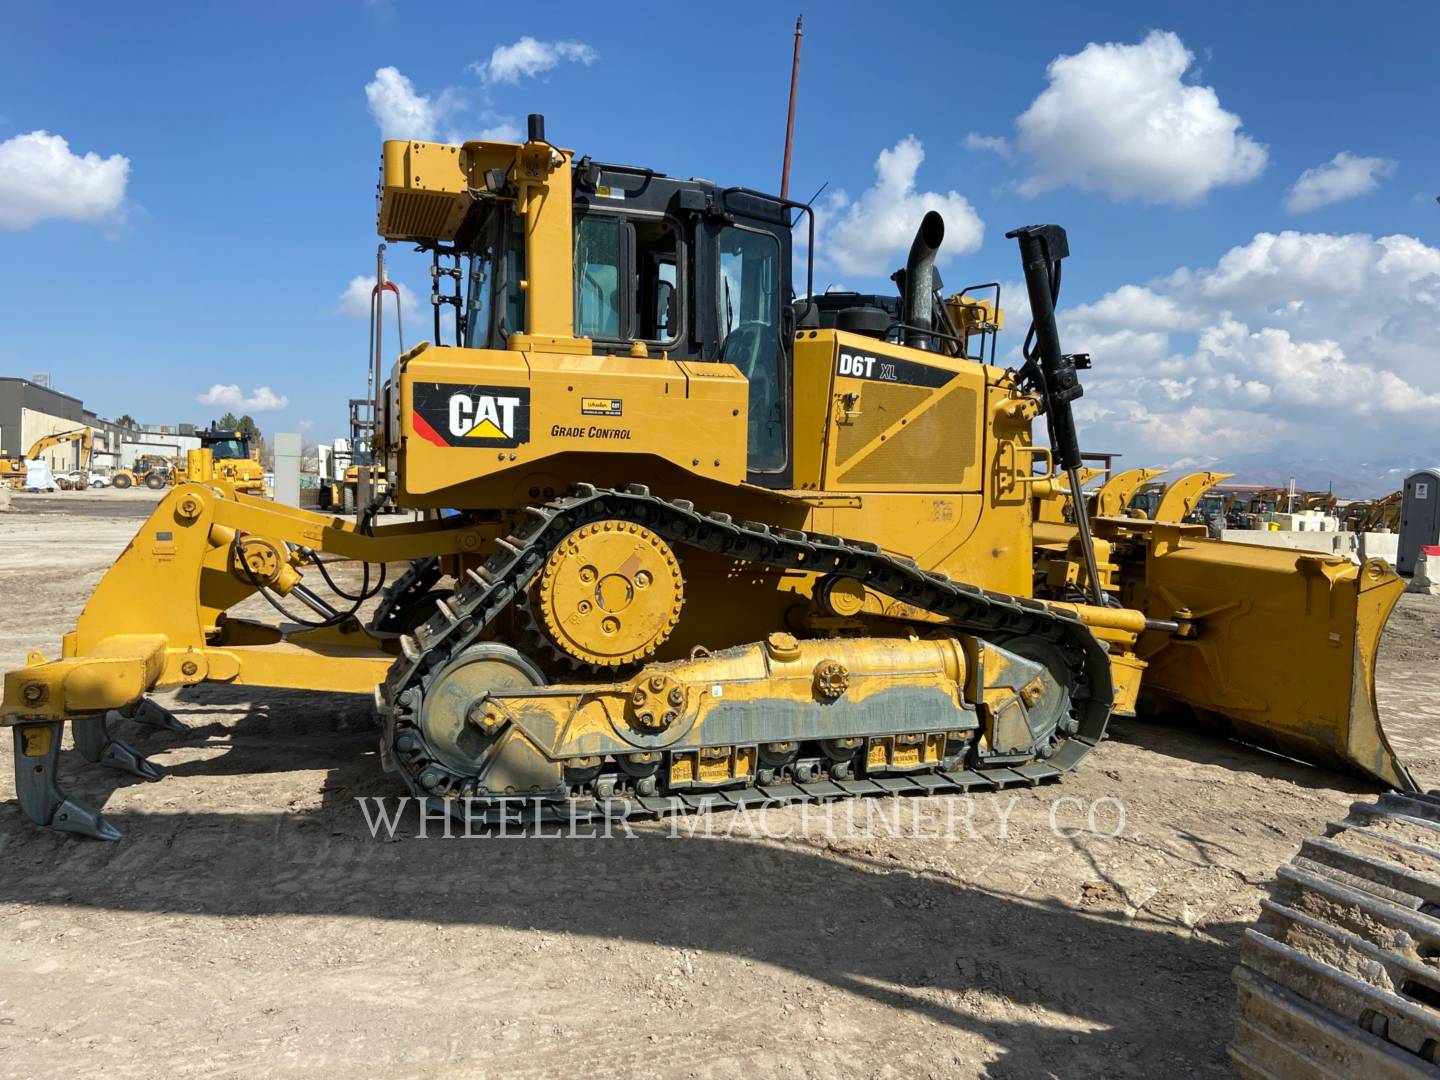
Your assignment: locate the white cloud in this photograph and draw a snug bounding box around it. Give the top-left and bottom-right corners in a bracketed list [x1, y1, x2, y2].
[1284, 151, 1397, 213]
[474, 37, 597, 84]
[335, 275, 422, 321]
[364, 68, 524, 143]
[962, 133, 1013, 161]
[822, 136, 984, 278]
[365, 67, 461, 140]
[476, 119, 522, 142]
[1110, 404, 1286, 458]
[1066, 284, 1204, 333]
[1014, 30, 1266, 204]
[1183, 317, 1439, 414]
[0, 130, 129, 230]
[197, 385, 290, 412]
[1049, 229, 1440, 475]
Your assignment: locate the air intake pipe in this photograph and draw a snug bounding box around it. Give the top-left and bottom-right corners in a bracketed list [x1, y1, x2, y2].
[902, 211, 945, 351]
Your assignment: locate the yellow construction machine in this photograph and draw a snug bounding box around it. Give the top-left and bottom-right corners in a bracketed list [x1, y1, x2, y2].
[0, 427, 95, 489]
[1343, 490, 1402, 533]
[5, 117, 1426, 1072]
[1, 118, 1413, 849]
[320, 400, 391, 513]
[109, 453, 176, 491]
[174, 427, 266, 494]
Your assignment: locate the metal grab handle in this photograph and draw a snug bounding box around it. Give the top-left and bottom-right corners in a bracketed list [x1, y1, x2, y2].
[1010, 444, 1054, 484]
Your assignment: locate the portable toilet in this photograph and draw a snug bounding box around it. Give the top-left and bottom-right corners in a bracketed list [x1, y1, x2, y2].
[1398, 468, 1440, 574]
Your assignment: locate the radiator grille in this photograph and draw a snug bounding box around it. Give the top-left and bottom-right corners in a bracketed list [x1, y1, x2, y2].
[381, 190, 453, 241]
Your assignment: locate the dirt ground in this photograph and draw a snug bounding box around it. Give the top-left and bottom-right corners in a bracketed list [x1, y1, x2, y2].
[1, 493, 1437, 1079]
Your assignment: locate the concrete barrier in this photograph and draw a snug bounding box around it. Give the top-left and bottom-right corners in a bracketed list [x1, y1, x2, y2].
[1219, 529, 1399, 567]
[1408, 549, 1440, 595]
[1220, 529, 1353, 558]
[1358, 532, 1399, 566]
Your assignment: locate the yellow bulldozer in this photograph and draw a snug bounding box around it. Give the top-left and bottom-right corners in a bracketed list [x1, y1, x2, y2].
[1344, 490, 1403, 533]
[174, 427, 266, 494]
[2, 117, 1432, 1069]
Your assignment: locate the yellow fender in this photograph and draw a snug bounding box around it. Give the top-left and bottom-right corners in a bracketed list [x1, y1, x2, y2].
[1152, 471, 1234, 522]
[1092, 467, 1168, 518]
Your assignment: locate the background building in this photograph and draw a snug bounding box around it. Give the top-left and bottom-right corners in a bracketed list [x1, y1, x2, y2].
[0, 376, 199, 473]
[0, 377, 97, 471]
[120, 426, 200, 467]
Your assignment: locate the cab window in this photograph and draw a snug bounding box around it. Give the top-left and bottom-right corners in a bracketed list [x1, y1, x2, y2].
[575, 215, 623, 339]
[634, 218, 679, 345]
[718, 225, 785, 472]
[464, 207, 525, 349]
[465, 225, 495, 347]
[573, 213, 682, 347]
[208, 439, 247, 460]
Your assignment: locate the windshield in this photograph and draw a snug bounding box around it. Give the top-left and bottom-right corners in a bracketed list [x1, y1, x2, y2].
[207, 439, 247, 460]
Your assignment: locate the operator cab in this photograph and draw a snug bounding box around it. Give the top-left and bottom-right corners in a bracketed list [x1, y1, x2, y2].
[197, 429, 252, 461]
[452, 161, 806, 484]
[422, 134, 998, 488]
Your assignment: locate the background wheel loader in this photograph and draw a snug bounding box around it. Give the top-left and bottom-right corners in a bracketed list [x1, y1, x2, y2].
[2, 116, 1433, 1070]
[109, 453, 175, 491]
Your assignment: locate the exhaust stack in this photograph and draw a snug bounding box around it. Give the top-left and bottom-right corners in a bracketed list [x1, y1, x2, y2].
[903, 211, 945, 351]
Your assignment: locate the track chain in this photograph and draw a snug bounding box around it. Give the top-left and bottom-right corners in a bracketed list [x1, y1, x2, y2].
[378, 484, 1114, 817]
[369, 556, 442, 635]
[1233, 791, 1440, 1078]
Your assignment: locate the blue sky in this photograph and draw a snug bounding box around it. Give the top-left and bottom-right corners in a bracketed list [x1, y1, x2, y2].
[2, 1, 1437, 492]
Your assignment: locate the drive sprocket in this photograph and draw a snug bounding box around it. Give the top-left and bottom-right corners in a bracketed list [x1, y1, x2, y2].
[529, 520, 684, 667]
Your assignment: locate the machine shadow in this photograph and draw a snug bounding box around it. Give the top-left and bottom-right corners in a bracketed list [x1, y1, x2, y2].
[0, 797, 1242, 1077]
[112, 686, 379, 782]
[1102, 714, 1382, 797]
[0, 684, 1253, 1075]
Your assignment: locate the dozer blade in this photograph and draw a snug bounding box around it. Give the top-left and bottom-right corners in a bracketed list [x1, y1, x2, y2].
[1135, 531, 1414, 791]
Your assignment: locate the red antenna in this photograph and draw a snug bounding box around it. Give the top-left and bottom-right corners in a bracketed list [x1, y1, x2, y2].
[780, 15, 803, 200]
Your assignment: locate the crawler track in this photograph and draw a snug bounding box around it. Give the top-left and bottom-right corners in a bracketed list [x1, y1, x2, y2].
[370, 555, 442, 634]
[1233, 791, 1440, 1078]
[378, 484, 1115, 820]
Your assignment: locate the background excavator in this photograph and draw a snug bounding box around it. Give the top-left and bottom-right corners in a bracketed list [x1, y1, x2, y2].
[0, 427, 94, 490]
[2, 118, 1433, 1070]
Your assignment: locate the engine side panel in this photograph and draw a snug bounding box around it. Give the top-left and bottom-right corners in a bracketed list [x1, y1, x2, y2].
[392, 345, 748, 503]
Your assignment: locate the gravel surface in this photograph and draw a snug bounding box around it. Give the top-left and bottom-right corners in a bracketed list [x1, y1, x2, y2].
[0, 502, 1436, 1079]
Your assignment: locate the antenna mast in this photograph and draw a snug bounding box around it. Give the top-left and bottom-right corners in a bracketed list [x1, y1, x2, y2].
[780, 15, 803, 200]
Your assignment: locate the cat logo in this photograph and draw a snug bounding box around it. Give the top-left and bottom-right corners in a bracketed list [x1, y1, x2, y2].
[411, 383, 531, 448]
[449, 393, 520, 440]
